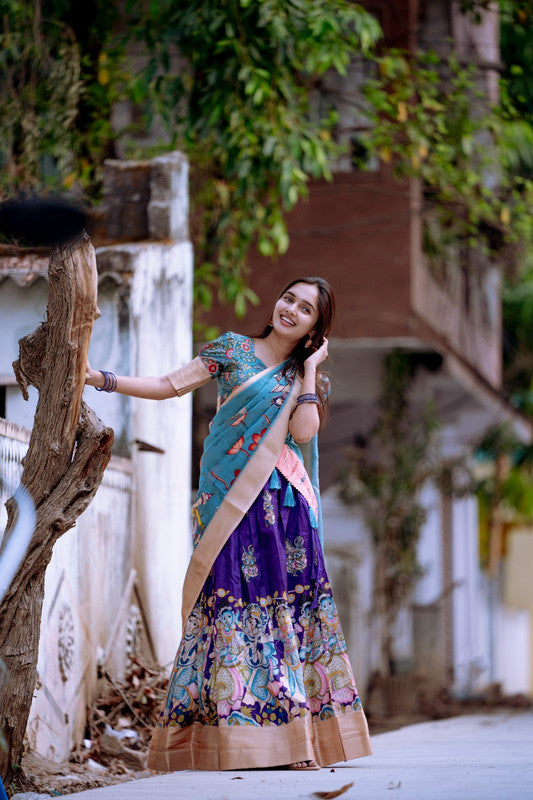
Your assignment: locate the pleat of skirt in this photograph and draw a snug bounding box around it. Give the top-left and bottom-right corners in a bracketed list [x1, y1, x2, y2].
[148, 473, 372, 771]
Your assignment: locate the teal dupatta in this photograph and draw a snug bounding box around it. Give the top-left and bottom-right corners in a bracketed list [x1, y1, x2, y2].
[182, 358, 325, 628]
[191, 360, 296, 546]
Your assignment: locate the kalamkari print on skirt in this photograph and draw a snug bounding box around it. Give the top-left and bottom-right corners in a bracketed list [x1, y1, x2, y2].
[157, 474, 363, 730]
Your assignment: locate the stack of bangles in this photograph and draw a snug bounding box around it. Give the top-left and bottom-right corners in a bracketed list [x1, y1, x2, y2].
[95, 370, 117, 392]
[296, 392, 318, 406]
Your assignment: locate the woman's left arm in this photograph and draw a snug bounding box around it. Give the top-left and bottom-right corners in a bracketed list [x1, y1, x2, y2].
[289, 338, 328, 443]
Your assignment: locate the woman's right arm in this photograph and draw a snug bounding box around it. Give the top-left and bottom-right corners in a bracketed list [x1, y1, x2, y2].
[85, 331, 229, 400]
[86, 356, 213, 401]
[86, 367, 177, 400]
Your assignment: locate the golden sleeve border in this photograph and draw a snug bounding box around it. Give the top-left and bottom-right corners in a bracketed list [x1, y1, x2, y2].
[165, 356, 213, 396]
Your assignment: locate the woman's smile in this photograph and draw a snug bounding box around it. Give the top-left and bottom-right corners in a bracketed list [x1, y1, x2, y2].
[279, 314, 296, 327]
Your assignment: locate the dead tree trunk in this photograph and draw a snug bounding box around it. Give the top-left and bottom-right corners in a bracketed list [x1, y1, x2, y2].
[0, 233, 113, 782]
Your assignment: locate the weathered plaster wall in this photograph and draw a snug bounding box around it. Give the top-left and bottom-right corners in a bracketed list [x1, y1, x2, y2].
[0, 278, 48, 429]
[0, 150, 194, 760]
[95, 151, 193, 668]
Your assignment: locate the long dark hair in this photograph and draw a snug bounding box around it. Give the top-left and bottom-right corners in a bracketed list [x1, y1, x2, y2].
[253, 276, 335, 425]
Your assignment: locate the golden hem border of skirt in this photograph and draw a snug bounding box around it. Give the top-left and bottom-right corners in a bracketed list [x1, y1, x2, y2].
[147, 709, 373, 772]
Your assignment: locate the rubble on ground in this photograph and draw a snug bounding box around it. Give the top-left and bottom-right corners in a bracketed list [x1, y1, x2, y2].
[17, 658, 168, 796]
[84, 657, 168, 765]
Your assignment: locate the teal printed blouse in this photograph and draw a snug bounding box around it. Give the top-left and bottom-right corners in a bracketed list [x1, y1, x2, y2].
[198, 331, 330, 404]
[198, 332, 271, 403]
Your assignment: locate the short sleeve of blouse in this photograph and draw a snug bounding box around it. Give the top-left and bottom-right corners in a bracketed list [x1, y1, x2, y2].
[198, 332, 237, 378]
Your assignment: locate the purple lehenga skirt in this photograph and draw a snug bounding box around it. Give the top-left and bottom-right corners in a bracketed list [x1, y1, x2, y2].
[148, 473, 372, 771]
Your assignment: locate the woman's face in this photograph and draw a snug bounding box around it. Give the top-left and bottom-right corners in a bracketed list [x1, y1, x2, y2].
[272, 282, 319, 342]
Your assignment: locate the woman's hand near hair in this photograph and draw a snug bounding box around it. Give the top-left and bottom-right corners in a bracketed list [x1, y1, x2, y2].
[85, 361, 176, 400]
[303, 336, 328, 370]
[289, 337, 328, 444]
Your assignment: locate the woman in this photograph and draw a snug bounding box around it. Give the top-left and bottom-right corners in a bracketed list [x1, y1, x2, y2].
[86, 276, 372, 771]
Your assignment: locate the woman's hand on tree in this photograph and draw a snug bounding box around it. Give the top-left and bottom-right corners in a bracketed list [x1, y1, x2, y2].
[85, 361, 103, 387]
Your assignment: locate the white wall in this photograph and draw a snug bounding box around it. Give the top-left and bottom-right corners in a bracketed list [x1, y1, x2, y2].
[129, 240, 193, 667]
[0, 425, 135, 761]
[321, 487, 374, 696]
[0, 278, 48, 429]
[415, 482, 443, 605]
[452, 495, 489, 695]
[84, 278, 132, 455]
[0, 275, 131, 443]
[494, 607, 531, 695]
[501, 528, 533, 695]
[27, 460, 134, 760]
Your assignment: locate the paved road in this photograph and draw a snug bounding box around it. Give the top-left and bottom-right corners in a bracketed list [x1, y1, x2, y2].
[64, 711, 533, 800]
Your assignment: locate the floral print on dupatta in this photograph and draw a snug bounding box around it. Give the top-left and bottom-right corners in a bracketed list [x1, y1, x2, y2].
[191, 353, 296, 548]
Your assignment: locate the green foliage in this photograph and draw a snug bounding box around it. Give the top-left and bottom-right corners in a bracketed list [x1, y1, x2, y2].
[502, 264, 533, 415]
[356, 2, 533, 278]
[126, 0, 381, 315]
[0, 0, 381, 317]
[2, 0, 532, 323]
[0, 0, 82, 193]
[358, 48, 532, 272]
[338, 350, 440, 672]
[497, 114, 533, 180]
[0, 1, 131, 197]
[500, 0, 533, 123]
[496, 0, 533, 419]
[458, 1, 530, 29]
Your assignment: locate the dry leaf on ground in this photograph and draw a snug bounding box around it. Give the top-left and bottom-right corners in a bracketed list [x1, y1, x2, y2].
[312, 781, 354, 799]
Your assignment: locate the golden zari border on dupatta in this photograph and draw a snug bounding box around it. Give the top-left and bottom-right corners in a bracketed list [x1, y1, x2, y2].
[148, 707, 372, 771]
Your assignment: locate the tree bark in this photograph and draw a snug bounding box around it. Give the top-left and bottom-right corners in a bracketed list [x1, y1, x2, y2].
[0, 233, 113, 781]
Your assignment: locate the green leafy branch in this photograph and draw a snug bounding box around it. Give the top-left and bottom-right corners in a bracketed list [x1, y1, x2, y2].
[1, 1, 382, 318]
[358, 48, 532, 272]
[126, 0, 381, 316]
[0, 1, 82, 193]
[3, 1, 532, 322]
